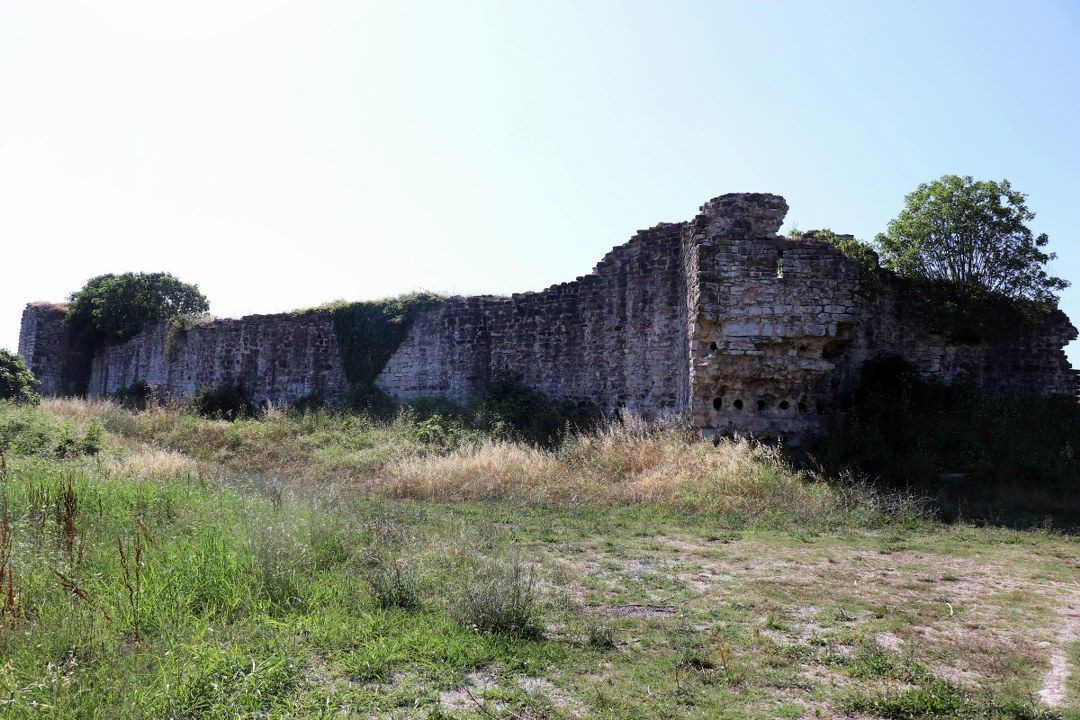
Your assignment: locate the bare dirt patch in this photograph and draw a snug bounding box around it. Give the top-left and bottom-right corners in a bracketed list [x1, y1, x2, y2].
[519, 676, 586, 717]
[438, 670, 500, 714]
[1039, 601, 1080, 707]
[607, 603, 679, 618]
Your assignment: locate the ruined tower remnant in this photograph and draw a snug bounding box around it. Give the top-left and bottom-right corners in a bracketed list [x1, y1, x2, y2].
[18, 193, 1077, 436]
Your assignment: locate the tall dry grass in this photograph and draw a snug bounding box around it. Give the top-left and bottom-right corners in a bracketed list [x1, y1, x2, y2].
[37, 399, 920, 527]
[374, 417, 907, 526]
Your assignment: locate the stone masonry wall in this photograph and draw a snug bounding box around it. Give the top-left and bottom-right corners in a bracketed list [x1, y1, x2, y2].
[857, 284, 1078, 397]
[685, 194, 1077, 437]
[85, 311, 348, 406]
[17, 192, 1077, 436]
[375, 222, 690, 417]
[686, 194, 867, 435]
[17, 303, 88, 396]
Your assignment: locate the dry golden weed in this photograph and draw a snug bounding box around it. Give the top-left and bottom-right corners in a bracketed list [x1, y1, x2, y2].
[40, 397, 115, 422]
[110, 447, 196, 477]
[36, 399, 850, 518]
[376, 417, 810, 510]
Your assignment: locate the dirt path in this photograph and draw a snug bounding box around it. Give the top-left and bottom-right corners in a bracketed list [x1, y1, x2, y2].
[1038, 600, 1079, 707]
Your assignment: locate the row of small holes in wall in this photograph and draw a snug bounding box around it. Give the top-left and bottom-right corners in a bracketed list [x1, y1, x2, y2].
[712, 397, 820, 413]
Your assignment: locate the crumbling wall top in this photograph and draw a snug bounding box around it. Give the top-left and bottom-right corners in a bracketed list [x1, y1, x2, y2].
[693, 193, 789, 239]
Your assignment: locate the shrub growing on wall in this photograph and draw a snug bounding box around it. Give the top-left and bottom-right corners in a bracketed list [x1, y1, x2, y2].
[0, 350, 40, 404]
[329, 293, 445, 389]
[113, 380, 154, 410]
[801, 229, 881, 297]
[64, 272, 209, 351]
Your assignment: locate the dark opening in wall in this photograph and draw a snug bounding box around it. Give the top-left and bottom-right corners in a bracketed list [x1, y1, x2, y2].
[779, 400, 789, 410]
[822, 341, 844, 360]
[712, 397, 723, 410]
[757, 399, 767, 411]
[709, 341, 718, 351]
[798, 402, 808, 413]
[733, 399, 743, 410]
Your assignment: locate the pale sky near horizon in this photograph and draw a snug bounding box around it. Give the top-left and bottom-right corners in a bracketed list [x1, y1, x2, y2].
[2, 1, 1079, 360]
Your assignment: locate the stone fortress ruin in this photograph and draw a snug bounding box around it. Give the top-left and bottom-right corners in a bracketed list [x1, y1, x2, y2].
[18, 193, 1078, 437]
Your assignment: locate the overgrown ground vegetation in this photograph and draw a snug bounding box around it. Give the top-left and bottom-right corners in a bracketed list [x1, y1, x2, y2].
[42, 396, 913, 529]
[1, 398, 1077, 719]
[804, 357, 1080, 529]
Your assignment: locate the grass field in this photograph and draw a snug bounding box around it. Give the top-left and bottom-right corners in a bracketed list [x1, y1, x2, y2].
[0, 399, 1076, 719]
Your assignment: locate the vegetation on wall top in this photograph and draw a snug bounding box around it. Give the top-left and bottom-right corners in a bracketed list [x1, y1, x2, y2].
[327, 292, 445, 388]
[812, 229, 879, 272]
[803, 229, 882, 297]
[63, 272, 209, 352]
[799, 176, 1067, 334]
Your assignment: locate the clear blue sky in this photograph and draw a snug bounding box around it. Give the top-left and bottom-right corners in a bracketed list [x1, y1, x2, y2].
[2, 1, 1079, 359]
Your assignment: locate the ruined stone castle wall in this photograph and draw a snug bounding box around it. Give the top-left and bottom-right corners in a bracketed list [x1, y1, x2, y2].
[856, 284, 1078, 397]
[84, 311, 348, 406]
[682, 194, 1077, 437]
[375, 222, 690, 417]
[17, 303, 88, 396]
[17, 192, 1076, 434]
[685, 194, 867, 435]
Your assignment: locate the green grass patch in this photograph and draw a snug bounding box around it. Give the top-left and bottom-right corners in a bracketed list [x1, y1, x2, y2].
[0, 399, 105, 459]
[0, 404, 563, 718]
[846, 679, 1064, 719]
[15, 399, 1076, 718]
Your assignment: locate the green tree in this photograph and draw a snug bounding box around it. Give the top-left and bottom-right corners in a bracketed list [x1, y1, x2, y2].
[0, 349, 40, 403]
[876, 175, 1068, 305]
[64, 272, 210, 349]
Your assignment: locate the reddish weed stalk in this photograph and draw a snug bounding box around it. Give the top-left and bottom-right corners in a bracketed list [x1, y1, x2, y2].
[0, 497, 21, 624]
[118, 522, 151, 641]
[53, 569, 110, 620]
[54, 478, 84, 567]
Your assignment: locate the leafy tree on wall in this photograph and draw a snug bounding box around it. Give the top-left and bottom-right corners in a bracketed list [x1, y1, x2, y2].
[875, 175, 1068, 307]
[63, 272, 210, 351]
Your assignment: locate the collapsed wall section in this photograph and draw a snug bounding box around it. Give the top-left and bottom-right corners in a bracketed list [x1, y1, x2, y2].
[85, 311, 348, 406]
[375, 222, 690, 417]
